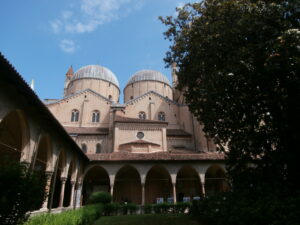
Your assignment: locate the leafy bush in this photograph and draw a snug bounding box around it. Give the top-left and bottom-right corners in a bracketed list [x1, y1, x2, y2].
[0, 162, 46, 225]
[103, 203, 120, 216]
[25, 204, 103, 225]
[143, 204, 153, 214]
[191, 190, 300, 225]
[174, 202, 191, 214]
[127, 203, 138, 214]
[87, 191, 112, 205]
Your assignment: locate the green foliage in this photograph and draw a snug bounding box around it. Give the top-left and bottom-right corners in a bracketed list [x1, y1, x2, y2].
[93, 214, 200, 225]
[143, 204, 152, 214]
[25, 204, 103, 225]
[102, 203, 120, 216]
[147, 202, 191, 214]
[87, 191, 112, 205]
[160, 0, 300, 191]
[120, 203, 138, 215]
[191, 190, 300, 225]
[0, 162, 46, 225]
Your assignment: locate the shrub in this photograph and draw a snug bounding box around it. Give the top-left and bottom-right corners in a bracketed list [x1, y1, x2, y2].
[127, 203, 138, 214]
[174, 202, 191, 213]
[25, 204, 103, 225]
[144, 204, 153, 214]
[0, 162, 46, 225]
[87, 191, 112, 205]
[103, 203, 120, 216]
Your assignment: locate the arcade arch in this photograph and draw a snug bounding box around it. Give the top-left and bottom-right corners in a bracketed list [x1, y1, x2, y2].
[82, 166, 110, 205]
[176, 166, 202, 202]
[113, 165, 142, 204]
[145, 165, 172, 204]
[0, 110, 29, 163]
[205, 164, 229, 195]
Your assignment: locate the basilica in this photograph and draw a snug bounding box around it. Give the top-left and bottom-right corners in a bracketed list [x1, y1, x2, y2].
[0, 53, 227, 212]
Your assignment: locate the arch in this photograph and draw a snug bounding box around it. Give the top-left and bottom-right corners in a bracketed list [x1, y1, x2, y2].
[92, 110, 100, 123]
[71, 109, 79, 122]
[33, 134, 52, 172]
[96, 143, 101, 153]
[138, 111, 146, 120]
[113, 165, 142, 204]
[205, 164, 229, 195]
[51, 149, 67, 208]
[82, 165, 110, 205]
[0, 110, 30, 164]
[145, 165, 172, 204]
[63, 157, 77, 207]
[176, 166, 202, 202]
[158, 112, 166, 121]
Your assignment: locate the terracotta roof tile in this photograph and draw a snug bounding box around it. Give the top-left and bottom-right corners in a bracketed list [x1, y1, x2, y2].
[167, 129, 192, 137]
[64, 126, 109, 135]
[87, 151, 225, 161]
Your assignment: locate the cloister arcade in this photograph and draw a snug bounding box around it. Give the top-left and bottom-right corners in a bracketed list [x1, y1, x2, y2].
[81, 163, 228, 205]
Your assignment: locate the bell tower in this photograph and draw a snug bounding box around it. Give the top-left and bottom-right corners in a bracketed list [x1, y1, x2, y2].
[64, 66, 74, 96]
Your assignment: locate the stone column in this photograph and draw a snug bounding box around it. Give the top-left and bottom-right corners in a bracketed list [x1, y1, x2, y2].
[201, 181, 205, 197]
[69, 181, 76, 208]
[59, 177, 67, 208]
[110, 184, 114, 198]
[42, 171, 54, 209]
[75, 183, 82, 208]
[141, 183, 145, 205]
[172, 183, 177, 204]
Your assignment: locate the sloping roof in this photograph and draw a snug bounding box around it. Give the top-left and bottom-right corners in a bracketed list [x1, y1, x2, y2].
[87, 152, 225, 161]
[167, 129, 192, 137]
[114, 115, 168, 124]
[64, 127, 109, 135]
[46, 88, 113, 105]
[0, 52, 88, 161]
[124, 90, 185, 106]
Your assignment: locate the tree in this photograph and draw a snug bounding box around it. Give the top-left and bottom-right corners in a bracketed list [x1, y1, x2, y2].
[160, 0, 300, 191]
[0, 162, 46, 225]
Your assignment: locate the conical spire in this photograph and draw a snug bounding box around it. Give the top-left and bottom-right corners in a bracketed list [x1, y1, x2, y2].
[66, 66, 74, 78]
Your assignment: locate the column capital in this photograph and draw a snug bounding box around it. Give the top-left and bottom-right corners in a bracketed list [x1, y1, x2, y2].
[70, 180, 76, 185]
[45, 171, 54, 177]
[61, 177, 67, 183]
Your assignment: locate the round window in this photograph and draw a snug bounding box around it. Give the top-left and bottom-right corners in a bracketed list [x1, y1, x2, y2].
[137, 132, 144, 139]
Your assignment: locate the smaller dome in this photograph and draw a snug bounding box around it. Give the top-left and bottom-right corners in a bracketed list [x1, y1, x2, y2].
[126, 70, 171, 87]
[72, 65, 119, 88]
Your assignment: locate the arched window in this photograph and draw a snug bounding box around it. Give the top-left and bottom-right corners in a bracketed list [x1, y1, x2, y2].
[108, 95, 112, 100]
[81, 143, 87, 153]
[96, 143, 101, 153]
[138, 111, 146, 120]
[71, 109, 79, 122]
[92, 110, 100, 123]
[158, 112, 166, 121]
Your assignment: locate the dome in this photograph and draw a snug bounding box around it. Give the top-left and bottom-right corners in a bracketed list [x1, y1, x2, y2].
[126, 70, 171, 87]
[72, 65, 119, 88]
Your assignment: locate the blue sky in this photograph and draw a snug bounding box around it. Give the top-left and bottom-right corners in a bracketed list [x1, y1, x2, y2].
[0, 0, 192, 102]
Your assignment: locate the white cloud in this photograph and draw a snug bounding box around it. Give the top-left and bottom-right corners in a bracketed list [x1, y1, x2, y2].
[49, 19, 62, 34]
[50, 0, 144, 34]
[60, 39, 77, 53]
[62, 11, 73, 20]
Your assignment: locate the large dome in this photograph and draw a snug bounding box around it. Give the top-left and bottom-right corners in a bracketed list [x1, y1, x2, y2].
[72, 65, 119, 88]
[126, 70, 171, 87]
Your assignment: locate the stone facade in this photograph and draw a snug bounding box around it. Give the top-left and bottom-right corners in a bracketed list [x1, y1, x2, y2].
[0, 54, 228, 212]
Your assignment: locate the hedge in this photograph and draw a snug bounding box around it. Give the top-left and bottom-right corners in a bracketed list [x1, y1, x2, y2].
[25, 204, 103, 225]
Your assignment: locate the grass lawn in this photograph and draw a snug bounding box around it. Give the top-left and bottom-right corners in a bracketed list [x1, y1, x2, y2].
[93, 214, 202, 225]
